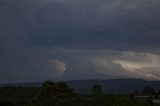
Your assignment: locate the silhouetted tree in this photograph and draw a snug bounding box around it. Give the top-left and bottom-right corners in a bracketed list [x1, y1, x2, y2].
[134, 90, 139, 95]
[142, 86, 155, 96]
[91, 84, 104, 106]
[29, 81, 75, 106]
[91, 84, 103, 96]
[129, 93, 136, 102]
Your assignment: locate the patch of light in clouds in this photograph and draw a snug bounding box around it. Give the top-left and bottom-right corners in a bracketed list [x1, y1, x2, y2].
[112, 52, 160, 80]
[52, 60, 66, 75]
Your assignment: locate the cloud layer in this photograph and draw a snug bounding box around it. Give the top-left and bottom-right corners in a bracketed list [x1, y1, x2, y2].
[0, 0, 160, 83]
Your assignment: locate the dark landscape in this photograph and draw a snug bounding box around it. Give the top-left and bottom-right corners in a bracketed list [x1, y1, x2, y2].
[0, 79, 160, 106]
[1, 79, 160, 94]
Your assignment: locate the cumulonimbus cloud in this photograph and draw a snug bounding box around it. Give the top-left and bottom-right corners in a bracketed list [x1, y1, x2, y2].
[0, 0, 160, 82]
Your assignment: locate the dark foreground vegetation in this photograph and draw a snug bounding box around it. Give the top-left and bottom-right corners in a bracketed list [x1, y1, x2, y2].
[0, 81, 160, 106]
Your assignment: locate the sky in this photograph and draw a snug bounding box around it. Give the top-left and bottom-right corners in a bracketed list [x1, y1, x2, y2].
[0, 0, 160, 83]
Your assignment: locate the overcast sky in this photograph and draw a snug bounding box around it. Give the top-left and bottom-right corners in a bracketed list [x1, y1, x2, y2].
[0, 0, 160, 83]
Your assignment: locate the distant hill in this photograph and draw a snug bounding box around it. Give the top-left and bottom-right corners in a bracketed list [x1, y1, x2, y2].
[0, 82, 42, 87]
[1, 79, 160, 94]
[67, 79, 160, 94]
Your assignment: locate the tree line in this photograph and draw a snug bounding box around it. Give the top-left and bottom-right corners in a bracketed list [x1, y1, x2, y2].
[0, 81, 159, 106]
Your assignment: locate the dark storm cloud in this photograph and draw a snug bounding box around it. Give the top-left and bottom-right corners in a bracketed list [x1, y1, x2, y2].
[1, 0, 160, 50]
[26, 0, 160, 51]
[0, 0, 160, 82]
